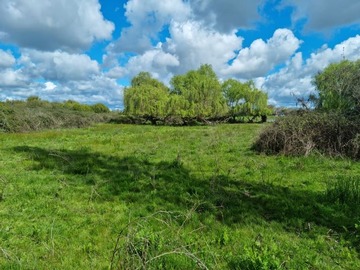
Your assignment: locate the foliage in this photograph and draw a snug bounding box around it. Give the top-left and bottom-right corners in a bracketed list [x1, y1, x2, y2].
[124, 65, 269, 122]
[0, 98, 113, 132]
[228, 238, 283, 270]
[222, 79, 269, 120]
[124, 72, 170, 120]
[171, 64, 228, 118]
[1, 124, 360, 268]
[91, 103, 111, 113]
[124, 85, 169, 119]
[314, 59, 360, 114]
[255, 59, 360, 159]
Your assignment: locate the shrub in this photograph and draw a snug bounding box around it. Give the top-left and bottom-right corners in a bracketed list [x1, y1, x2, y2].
[0, 100, 114, 133]
[91, 103, 110, 113]
[253, 112, 360, 159]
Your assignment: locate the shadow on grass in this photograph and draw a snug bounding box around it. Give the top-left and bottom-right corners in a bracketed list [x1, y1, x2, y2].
[13, 146, 360, 248]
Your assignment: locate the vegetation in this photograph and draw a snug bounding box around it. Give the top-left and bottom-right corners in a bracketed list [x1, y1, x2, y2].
[0, 123, 360, 269]
[314, 60, 360, 114]
[253, 112, 360, 158]
[124, 65, 269, 124]
[0, 98, 113, 133]
[222, 79, 269, 122]
[255, 59, 360, 159]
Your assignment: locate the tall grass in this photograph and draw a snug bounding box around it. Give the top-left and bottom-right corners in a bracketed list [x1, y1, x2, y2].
[325, 176, 360, 206]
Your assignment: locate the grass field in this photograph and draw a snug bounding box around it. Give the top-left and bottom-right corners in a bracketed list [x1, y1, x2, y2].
[0, 123, 359, 269]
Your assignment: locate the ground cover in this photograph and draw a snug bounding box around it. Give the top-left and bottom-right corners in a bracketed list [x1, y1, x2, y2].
[0, 124, 359, 269]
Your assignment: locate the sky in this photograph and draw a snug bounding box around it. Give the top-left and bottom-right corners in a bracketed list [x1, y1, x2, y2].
[1, 0, 360, 110]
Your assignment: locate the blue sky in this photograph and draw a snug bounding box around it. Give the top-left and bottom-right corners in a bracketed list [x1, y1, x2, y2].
[1, 0, 360, 109]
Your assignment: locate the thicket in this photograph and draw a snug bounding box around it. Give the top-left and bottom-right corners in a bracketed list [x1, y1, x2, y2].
[253, 112, 360, 158]
[124, 64, 271, 124]
[254, 60, 360, 159]
[0, 97, 113, 133]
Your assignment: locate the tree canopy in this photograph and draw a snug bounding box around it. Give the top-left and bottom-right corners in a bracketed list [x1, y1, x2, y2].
[124, 65, 270, 122]
[222, 79, 269, 120]
[124, 72, 169, 118]
[314, 60, 360, 114]
[170, 64, 228, 118]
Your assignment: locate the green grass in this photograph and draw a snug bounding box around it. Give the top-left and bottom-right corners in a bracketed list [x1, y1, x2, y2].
[0, 124, 360, 269]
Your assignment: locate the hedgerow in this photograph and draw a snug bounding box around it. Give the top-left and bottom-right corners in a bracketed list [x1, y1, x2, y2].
[0, 98, 114, 133]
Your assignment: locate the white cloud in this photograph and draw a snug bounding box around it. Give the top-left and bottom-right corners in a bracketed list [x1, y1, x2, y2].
[0, 50, 16, 68]
[223, 28, 301, 78]
[20, 50, 100, 82]
[108, 20, 242, 82]
[165, 20, 243, 73]
[127, 47, 179, 81]
[0, 71, 123, 109]
[44, 81, 56, 91]
[110, 0, 191, 54]
[0, 68, 28, 87]
[47, 75, 124, 108]
[259, 35, 360, 106]
[282, 0, 360, 31]
[108, 46, 179, 83]
[0, 0, 114, 51]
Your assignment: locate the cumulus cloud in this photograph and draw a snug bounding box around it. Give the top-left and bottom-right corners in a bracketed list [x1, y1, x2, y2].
[108, 20, 243, 82]
[47, 75, 124, 109]
[0, 49, 122, 108]
[108, 46, 179, 82]
[165, 20, 243, 73]
[223, 29, 301, 78]
[109, 0, 261, 56]
[0, 68, 28, 87]
[0, 49, 16, 68]
[44, 81, 56, 91]
[0, 68, 123, 109]
[259, 35, 360, 106]
[110, 0, 191, 54]
[282, 0, 360, 31]
[191, 0, 263, 32]
[20, 50, 100, 82]
[0, 0, 114, 51]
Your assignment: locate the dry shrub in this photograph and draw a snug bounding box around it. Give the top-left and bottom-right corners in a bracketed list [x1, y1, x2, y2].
[253, 112, 360, 159]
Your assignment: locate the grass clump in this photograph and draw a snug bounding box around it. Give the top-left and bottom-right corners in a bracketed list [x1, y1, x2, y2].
[325, 175, 360, 206]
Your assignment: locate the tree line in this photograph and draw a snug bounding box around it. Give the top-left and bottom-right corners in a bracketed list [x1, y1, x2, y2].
[124, 64, 270, 124]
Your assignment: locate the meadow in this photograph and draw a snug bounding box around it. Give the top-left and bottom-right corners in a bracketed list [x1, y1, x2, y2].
[0, 123, 359, 269]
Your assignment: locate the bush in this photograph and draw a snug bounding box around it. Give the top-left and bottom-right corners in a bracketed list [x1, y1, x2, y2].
[0, 99, 115, 133]
[253, 112, 360, 159]
[91, 103, 110, 113]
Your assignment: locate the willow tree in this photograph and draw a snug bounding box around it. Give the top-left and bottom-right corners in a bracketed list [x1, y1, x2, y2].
[124, 72, 169, 119]
[222, 79, 269, 121]
[170, 64, 228, 118]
